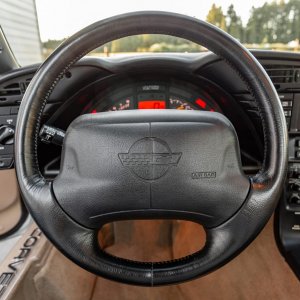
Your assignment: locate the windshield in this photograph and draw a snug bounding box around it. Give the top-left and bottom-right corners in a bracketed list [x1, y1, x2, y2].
[1, 0, 300, 66]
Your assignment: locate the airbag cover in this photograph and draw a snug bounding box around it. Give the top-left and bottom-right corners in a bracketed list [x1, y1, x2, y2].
[53, 110, 249, 228]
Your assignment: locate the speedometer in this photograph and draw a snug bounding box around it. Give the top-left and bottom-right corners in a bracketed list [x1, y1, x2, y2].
[107, 97, 133, 111]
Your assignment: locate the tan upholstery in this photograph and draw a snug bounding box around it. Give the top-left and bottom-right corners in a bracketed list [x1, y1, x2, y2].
[91, 217, 300, 300]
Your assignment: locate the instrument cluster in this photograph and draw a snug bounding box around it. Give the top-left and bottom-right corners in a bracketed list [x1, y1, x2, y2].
[85, 81, 222, 114]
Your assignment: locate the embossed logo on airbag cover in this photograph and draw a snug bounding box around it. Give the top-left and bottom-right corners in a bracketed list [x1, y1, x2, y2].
[119, 137, 181, 180]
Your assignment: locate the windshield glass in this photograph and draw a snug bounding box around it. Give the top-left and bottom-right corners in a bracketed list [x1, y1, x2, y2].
[1, 0, 299, 66]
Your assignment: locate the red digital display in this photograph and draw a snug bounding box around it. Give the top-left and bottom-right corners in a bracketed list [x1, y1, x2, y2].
[195, 98, 207, 109]
[138, 100, 166, 109]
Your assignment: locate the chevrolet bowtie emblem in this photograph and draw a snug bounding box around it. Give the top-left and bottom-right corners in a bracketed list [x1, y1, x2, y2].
[119, 137, 182, 180]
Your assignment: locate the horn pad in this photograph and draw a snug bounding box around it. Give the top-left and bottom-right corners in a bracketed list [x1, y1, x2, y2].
[53, 110, 249, 228]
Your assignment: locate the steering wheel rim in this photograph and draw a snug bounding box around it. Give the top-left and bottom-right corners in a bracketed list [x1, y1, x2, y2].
[15, 11, 288, 286]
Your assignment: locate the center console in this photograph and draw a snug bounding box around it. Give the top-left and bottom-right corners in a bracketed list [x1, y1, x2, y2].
[279, 93, 300, 279]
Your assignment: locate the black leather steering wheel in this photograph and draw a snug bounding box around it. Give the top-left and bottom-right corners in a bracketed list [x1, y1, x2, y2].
[15, 12, 288, 286]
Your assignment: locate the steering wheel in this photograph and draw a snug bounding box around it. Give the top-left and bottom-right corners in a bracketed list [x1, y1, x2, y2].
[15, 12, 288, 286]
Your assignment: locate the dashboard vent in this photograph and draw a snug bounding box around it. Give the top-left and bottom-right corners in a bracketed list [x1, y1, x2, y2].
[20, 78, 32, 94]
[0, 78, 32, 104]
[264, 65, 300, 84]
[0, 82, 21, 97]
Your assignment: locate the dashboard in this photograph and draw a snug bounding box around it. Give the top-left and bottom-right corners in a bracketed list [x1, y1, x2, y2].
[1, 50, 300, 277]
[2, 51, 298, 176]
